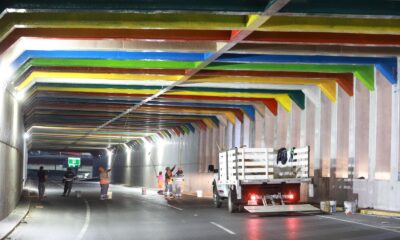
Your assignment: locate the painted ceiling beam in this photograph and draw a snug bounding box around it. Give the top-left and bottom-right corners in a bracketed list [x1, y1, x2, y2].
[217, 53, 397, 84]
[206, 62, 374, 90]
[15, 71, 335, 102]
[260, 16, 400, 34]
[0, 12, 248, 38]
[26, 83, 300, 111]
[26, 101, 244, 124]
[245, 31, 400, 47]
[12, 50, 212, 68]
[16, 67, 354, 97]
[0, 1, 271, 13]
[26, 96, 256, 120]
[230, 43, 400, 58]
[280, 0, 400, 16]
[30, 90, 279, 116]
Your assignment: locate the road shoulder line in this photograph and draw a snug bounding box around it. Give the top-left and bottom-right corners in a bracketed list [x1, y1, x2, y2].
[76, 199, 91, 240]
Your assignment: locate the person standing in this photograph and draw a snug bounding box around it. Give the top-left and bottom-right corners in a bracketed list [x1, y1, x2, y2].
[164, 165, 175, 197]
[62, 167, 75, 197]
[37, 166, 48, 201]
[99, 166, 111, 200]
[156, 171, 164, 194]
[173, 168, 184, 199]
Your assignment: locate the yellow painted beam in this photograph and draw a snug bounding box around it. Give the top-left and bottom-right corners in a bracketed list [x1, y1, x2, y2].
[260, 16, 400, 34]
[0, 12, 247, 38]
[19, 72, 337, 102]
[16, 71, 182, 90]
[137, 106, 237, 124]
[30, 86, 293, 112]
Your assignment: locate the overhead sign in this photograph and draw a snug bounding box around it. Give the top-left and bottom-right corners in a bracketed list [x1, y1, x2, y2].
[68, 157, 81, 167]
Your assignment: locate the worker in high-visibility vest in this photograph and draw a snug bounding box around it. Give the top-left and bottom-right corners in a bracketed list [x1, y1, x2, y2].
[156, 171, 164, 194]
[99, 166, 112, 200]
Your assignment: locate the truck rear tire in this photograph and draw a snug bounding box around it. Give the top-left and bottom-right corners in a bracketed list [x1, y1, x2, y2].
[213, 187, 222, 208]
[228, 190, 238, 213]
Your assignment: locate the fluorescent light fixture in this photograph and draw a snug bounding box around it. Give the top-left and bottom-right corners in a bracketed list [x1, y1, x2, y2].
[16, 91, 25, 101]
[106, 148, 113, 157]
[143, 138, 153, 150]
[157, 139, 166, 147]
[123, 143, 130, 153]
[0, 63, 14, 81]
[23, 132, 30, 139]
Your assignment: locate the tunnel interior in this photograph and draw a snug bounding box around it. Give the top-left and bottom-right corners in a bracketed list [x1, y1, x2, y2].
[1, 0, 400, 221]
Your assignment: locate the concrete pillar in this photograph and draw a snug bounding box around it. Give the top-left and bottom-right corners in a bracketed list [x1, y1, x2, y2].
[336, 87, 350, 178]
[313, 90, 322, 173]
[233, 117, 241, 147]
[290, 103, 302, 147]
[305, 97, 316, 176]
[254, 110, 265, 148]
[375, 70, 392, 180]
[355, 76, 370, 179]
[242, 115, 251, 147]
[264, 106, 277, 148]
[276, 105, 289, 148]
[320, 94, 332, 178]
[226, 121, 233, 149]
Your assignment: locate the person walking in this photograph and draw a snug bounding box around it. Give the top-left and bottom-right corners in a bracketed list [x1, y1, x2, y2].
[173, 168, 184, 199]
[99, 166, 111, 200]
[62, 167, 75, 197]
[37, 166, 48, 201]
[164, 165, 175, 197]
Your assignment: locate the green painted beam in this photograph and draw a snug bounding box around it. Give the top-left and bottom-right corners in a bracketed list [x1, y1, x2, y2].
[15, 58, 202, 80]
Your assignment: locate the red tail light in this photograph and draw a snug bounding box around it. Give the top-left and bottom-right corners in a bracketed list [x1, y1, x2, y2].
[288, 193, 294, 200]
[250, 194, 257, 201]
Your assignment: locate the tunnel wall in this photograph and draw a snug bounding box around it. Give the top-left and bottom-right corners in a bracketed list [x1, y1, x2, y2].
[111, 65, 400, 211]
[0, 88, 25, 220]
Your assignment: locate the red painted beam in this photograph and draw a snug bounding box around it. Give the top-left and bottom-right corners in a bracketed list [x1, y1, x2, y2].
[245, 31, 400, 46]
[0, 28, 230, 54]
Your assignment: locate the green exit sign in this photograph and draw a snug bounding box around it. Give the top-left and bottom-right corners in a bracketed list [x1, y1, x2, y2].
[68, 157, 81, 167]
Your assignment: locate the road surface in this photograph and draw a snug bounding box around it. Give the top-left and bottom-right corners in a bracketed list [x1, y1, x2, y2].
[7, 181, 400, 240]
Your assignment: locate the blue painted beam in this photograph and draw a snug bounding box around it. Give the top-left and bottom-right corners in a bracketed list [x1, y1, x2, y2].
[11, 50, 211, 69]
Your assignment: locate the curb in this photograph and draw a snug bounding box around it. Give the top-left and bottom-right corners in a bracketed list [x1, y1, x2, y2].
[360, 209, 400, 218]
[0, 190, 31, 240]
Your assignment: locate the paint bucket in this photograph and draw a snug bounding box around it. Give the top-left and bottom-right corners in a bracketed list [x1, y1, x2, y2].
[329, 201, 337, 213]
[76, 191, 82, 198]
[344, 201, 356, 215]
[320, 201, 330, 213]
[142, 187, 147, 195]
[196, 190, 203, 198]
[107, 191, 113, 199]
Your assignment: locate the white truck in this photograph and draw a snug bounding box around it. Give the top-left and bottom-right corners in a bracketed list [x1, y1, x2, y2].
[211, 146, 319, 213]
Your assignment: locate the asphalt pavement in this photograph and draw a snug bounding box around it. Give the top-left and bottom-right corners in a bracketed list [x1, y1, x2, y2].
[6, 180, 400, 240]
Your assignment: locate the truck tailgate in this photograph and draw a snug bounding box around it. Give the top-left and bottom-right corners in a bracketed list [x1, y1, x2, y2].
[244, 204, 320, 214]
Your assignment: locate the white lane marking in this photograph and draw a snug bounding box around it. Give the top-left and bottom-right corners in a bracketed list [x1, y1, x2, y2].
[167, 204, 183, 211]
[210, 222, 236, 235]
[319, 215, 400, 234]
[76, 199, 91, 240]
